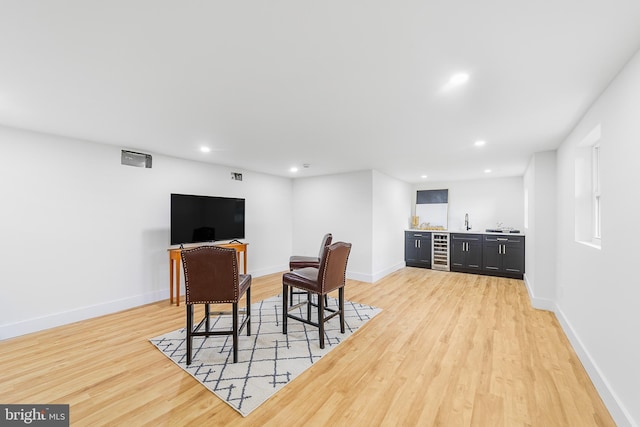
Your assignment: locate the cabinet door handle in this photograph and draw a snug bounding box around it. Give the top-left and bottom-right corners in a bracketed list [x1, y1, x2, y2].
[498, 245, 502, 255]
[503, 244, 506, 254]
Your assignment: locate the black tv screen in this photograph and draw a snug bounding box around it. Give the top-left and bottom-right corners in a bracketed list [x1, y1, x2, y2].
[170, 194, 245, 245]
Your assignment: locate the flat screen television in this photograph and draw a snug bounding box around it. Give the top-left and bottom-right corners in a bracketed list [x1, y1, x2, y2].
[170, 194, 245, 245]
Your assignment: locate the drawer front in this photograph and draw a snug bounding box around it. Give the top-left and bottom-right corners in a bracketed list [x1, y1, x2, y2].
[405, 231, 431, 239]
[483, 235, 523, 244]
[451, 233, 483, 241]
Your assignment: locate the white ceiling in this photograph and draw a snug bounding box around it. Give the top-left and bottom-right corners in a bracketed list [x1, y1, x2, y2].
[1, 1, 640, 183]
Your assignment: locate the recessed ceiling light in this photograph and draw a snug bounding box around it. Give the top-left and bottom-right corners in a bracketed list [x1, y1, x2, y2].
[421, 175, 428, 179]
[474, 140, 486, 147]
[449, 72, 469, 86]
[484, 169, 492, 173]
[441, 72, 471, 92]
[200, 146, 211, 153]
[290, 167, 299, 173]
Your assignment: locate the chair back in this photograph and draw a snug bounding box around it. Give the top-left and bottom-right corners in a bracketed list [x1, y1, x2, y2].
[317, 233, 333, 259]
[181, 246, 240, 304]
[318, 241, 351, 293]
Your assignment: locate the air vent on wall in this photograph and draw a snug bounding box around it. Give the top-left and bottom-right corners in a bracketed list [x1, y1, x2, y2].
[121, 150, 152, 168]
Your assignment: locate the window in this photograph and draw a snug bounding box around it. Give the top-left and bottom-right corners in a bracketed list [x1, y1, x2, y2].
[524, 188, 529, 229]
[574, 125, 601, 249]
[592, 144, 601, 241]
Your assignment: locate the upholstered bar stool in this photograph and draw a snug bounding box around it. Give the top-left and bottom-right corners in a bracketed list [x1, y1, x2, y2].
[282, 241, 351, 349]
[181, 246, 251, 364]
[288, 233, 332, 305]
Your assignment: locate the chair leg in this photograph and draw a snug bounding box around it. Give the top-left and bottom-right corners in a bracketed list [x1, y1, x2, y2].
[306, 291, 312, 321]
[205, 303, 210, 331]
[232, 302, 238, 363]
[246, 286, 251, 336]
[186, 304, 193, 365]
[282, 283, 288, 334]
[339, 287, 345, 334]
[318, 293, 325, 349]
[288, 268, 293, 306]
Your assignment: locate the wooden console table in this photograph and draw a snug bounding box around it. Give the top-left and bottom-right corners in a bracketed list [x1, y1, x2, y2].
[168, 242, 248, 306]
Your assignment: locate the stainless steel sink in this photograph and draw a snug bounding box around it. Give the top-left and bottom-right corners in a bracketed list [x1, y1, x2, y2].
[486, 228, 520, 233]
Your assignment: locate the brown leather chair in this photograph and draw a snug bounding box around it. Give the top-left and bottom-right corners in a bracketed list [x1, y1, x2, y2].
[282, 241, 352, 349]
[181, 246, 251, 364]
[289, 233, 332, 270]
[288, 233, 332, 305]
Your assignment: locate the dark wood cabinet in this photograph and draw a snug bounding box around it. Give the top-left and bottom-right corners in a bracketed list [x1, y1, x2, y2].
[450, 233, 483, 273]
[404, 231, 432, 268]
[405, 231, 525, 279]
[482, 235, 525, 278]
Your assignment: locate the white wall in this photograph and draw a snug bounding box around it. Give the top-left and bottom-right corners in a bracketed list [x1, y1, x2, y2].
[414, 177, 525, 232]
[372, 170, 412, 281]
[0, 126, 293, 339]
[555, 48, 640, 426]
[292, 170, 410, 282]
[292, 170, 373, 281]
[523, 151, 557, 310]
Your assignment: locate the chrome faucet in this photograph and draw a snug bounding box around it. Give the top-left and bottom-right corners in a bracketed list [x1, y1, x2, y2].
[465, 213, 471, 230]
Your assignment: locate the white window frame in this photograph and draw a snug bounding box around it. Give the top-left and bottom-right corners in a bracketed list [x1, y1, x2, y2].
[574, 124, 601, 249]
[592, 144, 601, 243]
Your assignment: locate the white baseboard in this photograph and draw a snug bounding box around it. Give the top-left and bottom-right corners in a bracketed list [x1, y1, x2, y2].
[1, 263, 389, 341]
[554, 305, 636, 427]
[523, 273, 556, 311]
[344, 261, 405, 283]
[371, 262, 405, 283]
[253, 263, 402, 285]
[346, 270, 372, 283]
[524, 272, 636, 427]
[0, 289, 166, 341]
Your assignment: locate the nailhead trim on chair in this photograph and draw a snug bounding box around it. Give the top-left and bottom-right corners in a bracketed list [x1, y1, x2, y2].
[319, 243, 350, 294]
[320, 250, 330, 294]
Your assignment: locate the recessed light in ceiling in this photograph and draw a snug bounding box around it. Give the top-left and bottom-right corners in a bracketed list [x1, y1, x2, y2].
[442, 72, 470, 92]
[474, 140, 486, 147]
[449, 72, 469, 86]
[200, 146, 211, 153]
[484, 169, 492, 173]
[290, 167, 299, 173]
[421, 175, 428, 179]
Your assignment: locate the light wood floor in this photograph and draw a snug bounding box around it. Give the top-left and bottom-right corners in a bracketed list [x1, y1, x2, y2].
[0, 268, 614, 426]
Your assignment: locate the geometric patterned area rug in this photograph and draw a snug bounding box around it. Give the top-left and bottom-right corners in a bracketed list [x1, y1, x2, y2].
[150, 294, 381, 417]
